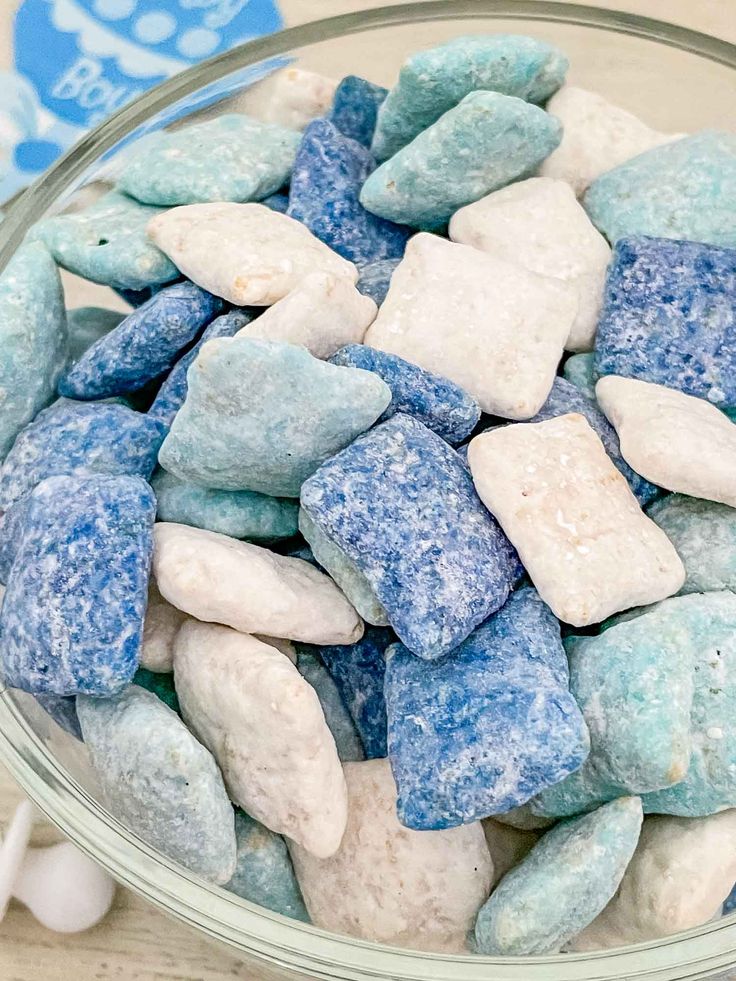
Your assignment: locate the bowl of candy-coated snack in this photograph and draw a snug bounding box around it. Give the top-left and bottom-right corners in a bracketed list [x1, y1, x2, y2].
[1, 2, 736, 979]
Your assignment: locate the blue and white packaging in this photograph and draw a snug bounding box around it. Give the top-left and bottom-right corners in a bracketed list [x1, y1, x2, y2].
[1, 0, 284, 200]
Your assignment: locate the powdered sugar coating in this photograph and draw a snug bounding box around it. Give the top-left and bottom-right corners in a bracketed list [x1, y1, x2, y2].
[468, 414, 684, 626]
[153, 522, 363, 645]
[174, 621, 348, 858]
[236, 273, 376, 360]
[539, 86, 683, 196]
[147, 203, 357, 306]
[289, 758, 493, 951]
[364, 233, 576, 418]
[450, 177, 610, 351]
[597, 376, 736, 507]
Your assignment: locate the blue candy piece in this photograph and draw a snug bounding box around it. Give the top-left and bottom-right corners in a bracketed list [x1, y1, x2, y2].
[34, 694, 82, 741]
[595, 236, 736, 409]
[296, 651, 365, 762]
[0, 474, 156, 696]
[114, 284, 164, 308]
[0, 399, 166, 512]
[371, 34, 568, 161]
[67, 307, 125, 364]
[330, 344, 480, 444]
[287, 118, 411, 266]
[0, 241, 67, 459]
[77, 686, 236, 884]
[526, 377, 658, 504]
[329, 75, 388, 147]
[474, 797, 643, 955]
[159, 337, 392, 497]
[584, 131, 736, 246]
[58, 282, 223, 400]
[262, 192, 290, 214]
[385, 587, 589, 830]
[300, 414, 522, 659]
[361, 92, 561, 230]
[117, 114, 300, 207]
[31, 191, 179, 291]
[724, 882, 736, 914]
[356, 258, 400, 305]
[147, 308, 254, 428]
[225, 810, 310, 921]
[152, 469, 298, 542]
[0, 495, 30, 583]
[562, 352, 596, 400]
[133, 668, 180, 715]
[317, 627, 394, 760]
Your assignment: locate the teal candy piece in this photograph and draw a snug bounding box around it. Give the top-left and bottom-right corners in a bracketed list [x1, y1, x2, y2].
[533, 604, 695, 818]
[67, 307, 125, 364]
[647, 494, 736, 595]
[0, 241, 67, 459]
[152, 469, 298, 542]
[117, 115, 300, 207]
[133, 667, 180, 715]
[371, 34, 568, 161]
[77, 686, 236, 884]
[299, 509, 389, 626]
[158, 337, 392, 497]
[583, 131, 736, 246]
[562, 352, 596, 401]
[225, 810, 310, 922]
[31, 191, 179, 290]
[639, 592, 736, 816]
[474, 797, 643, 954]
[360, 91, 561, 230]
[296, 651, 365, 763]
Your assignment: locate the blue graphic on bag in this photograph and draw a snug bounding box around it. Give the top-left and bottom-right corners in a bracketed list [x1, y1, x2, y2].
[1, 0, 283, 200]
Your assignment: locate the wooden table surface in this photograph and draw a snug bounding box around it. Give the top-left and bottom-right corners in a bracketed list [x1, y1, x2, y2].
[0, 1, 734, 978]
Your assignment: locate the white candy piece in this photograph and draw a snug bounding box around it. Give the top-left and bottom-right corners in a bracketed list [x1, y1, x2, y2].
[0, 800, 115, 933]
[154, 523, 363, 645]
[140, 578, 188, 672]
[364, 233, 576, 418]
[245, 68, 338, 131]
[288, 758, 493, 951]
[597, 376, 736, 508]
[254, 635, 297, 664]
[468, 414, 685, 626]
[147, 203, 357, 306]
[237, 272, 377, 359]
[174, 620, 348, 858]
[570, 810, 736, 950]
[540, 86, 684, 195]
[449, 178, 611, 352]
[482, 819, 541, 887]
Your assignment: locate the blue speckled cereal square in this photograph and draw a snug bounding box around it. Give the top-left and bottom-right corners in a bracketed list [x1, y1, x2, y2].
[300, 414, 522, 659]
[595, 236, 736, 410]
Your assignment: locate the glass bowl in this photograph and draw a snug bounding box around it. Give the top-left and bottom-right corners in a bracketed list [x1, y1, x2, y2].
[1, 3, 736, 979]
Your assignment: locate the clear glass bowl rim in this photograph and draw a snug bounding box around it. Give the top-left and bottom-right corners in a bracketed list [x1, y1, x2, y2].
[1, 3, 736, 979]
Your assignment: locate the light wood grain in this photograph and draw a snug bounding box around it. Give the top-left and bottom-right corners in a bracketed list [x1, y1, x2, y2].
[0, 1, 734, 978]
